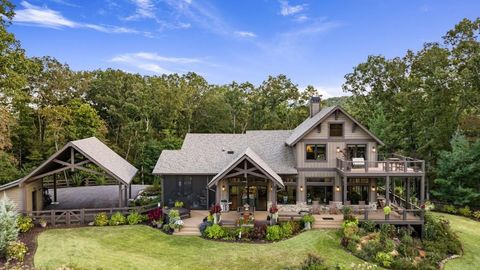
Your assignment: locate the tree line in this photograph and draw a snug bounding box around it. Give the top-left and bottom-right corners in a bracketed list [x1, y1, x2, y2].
[0, 1, 479, 206]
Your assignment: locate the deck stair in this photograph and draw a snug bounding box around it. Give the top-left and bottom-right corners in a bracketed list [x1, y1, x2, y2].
[312, 215, 343, 229]
[174, 225, 201, 236]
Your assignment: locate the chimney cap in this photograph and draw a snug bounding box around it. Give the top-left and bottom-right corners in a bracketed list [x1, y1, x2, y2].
[310, 96, 321, 103]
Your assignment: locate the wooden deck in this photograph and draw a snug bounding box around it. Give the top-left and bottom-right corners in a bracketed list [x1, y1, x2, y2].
[336, 158, 425, 176]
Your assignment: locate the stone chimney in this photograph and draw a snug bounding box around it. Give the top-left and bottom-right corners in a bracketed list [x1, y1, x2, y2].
[309, 96, 321, 117]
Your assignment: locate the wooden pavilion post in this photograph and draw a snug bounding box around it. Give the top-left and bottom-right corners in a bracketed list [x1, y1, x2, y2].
[124, 184, 128, 206]
[53, 173, 58, 203]
[118, 183, 123, 207]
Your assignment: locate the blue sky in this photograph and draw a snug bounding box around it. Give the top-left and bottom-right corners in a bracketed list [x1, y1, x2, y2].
[9, 0, 480, 97]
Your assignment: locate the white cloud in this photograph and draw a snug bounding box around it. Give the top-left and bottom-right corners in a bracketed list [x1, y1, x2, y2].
[294, 14, 309, 22]
[301, 85, 344, 98]
[14, 1, 144, 35]
[235, 31, 256, 38]
[279, 0, 306, 16]
[125, 0, 155, 21]
[110, 52, 203, 74]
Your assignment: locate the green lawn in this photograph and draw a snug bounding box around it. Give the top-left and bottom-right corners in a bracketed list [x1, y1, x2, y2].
[433, 213, 480, 270]
[34, 226, 363, 270]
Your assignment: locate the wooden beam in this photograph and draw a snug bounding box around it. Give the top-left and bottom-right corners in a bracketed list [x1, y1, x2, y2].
[53, 159, 90, 167]
[74, 166, 112, 179]
[30, 166, 71, 181]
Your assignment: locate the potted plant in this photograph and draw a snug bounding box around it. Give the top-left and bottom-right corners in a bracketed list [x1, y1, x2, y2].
[302, 214, 315, 230]
[174, 219, 184, 232]
[39, 218, 47, 228]
[210, 204, 222, 224]
[383, 206, 392, 220]
[174, 201, 184, 208]
[269, 204, 279, 225]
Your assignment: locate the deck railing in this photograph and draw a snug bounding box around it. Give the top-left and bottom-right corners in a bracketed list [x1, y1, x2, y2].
[359, 208, 424, 222]
[336, 158, 425, 174]
[23, 203, 159, 226]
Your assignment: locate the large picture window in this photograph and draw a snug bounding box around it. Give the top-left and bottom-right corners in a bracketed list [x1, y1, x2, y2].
[329, 123, 343, 137]
[277, 186, 297, 204]
[306, 144, 327, 161]
[307, 186, 333, 205]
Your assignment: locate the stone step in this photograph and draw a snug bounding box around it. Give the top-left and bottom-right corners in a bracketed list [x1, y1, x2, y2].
[174, 231, 201, 236]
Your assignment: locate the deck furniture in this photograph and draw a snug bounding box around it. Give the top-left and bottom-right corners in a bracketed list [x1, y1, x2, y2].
[352, 157, 365, 168]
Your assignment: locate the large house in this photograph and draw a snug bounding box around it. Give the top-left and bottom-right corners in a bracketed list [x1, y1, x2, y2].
[153, 97, 426, 214]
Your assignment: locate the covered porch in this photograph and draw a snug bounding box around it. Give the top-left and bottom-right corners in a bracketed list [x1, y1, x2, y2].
[207, 147, 285, 213]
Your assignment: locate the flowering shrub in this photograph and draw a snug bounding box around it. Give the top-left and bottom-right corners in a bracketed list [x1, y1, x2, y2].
[147, 208, 163, 222]
[174, 219, 184, 229]
[6, 241, 28, 262]
[210, 204, 221, 214]
[269, 204, 278, 214]
[17, 215, 34, 233]
[94, 212, 109, 226]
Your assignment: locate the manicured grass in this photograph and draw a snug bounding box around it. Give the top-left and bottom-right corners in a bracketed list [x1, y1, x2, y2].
[35, 226, 363, 270]
[433, 213, 480, 270]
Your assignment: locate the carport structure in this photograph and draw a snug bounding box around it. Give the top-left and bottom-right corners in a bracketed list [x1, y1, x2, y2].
[12, 137, 138, 212]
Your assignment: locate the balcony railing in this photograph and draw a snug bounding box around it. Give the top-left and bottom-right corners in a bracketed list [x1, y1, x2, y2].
[336, 157, 425, 174]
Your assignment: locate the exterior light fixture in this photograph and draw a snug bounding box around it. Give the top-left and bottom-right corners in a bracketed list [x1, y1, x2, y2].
[270, 186, 273, 191]
[222, 185, 225, 191]
[336, 186, 340, 192]
[372, 146, 376, 152]
[300, 186, 304, 192]
[371, 185, 376, 192]
[336, 147, 340, 153]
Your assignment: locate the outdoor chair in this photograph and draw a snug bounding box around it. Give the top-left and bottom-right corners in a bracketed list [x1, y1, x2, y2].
[352, 158, 365, 169]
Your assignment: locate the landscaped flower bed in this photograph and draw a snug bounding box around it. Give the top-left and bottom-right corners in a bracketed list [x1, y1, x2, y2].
[340, 207, 462, 269]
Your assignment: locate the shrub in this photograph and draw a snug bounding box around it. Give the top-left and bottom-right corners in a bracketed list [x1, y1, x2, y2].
[342, 220, 359, 238]
[473, 211, 480, 220]
[281, 222, 294, 238]
[361, 240, 384, 261]
[162, 223, 173, 234]
[297, 254, 329, 270]
[266, 225, 282, 241]
[251, 222, 267, 240]
[458, 206, 472, 217]
[391, 257, 415, 270]
[94, 212, 109, 226]
[301, 214, 315, 224]
[289, 220, 301, 234]
[204, 224, 225, 239]
[6, 241, 28, 262]
[147, 208, 163, 222]
[359, 221, 376, 233]
[109, 212, 126, 226]
[17, 215, 34, 233]
[210, 204, 221, 214]
[343, 206, 355, 221]
[375, 252, 393, 268]
[442, 204, 457, 214]
[423, 213, 462, 255]
[0, 197, 19, 254]
[199, 221, 212, 236]
[379, 224, 395, 240]
[127, 211, 144, 225]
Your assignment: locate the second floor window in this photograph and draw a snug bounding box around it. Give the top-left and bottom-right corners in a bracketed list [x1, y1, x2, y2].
[329, 123, 343, 137]
[306, 144, 326, 161]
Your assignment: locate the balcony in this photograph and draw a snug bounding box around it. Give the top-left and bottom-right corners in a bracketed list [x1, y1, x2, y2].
[336, 155, 425, 176]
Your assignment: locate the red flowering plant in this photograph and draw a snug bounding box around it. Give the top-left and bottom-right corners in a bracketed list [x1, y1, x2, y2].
[147, 208, 163, 222]
[269, 204, 279, 214]
[210, 204, 222, 214]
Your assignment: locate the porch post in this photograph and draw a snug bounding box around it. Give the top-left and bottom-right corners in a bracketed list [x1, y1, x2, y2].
[406, 178, 411, 209]
[420, 175, 425, 205]
[53, 173, 58, 203]
[124, 184, 128, 206]
[118, 183, 122, 207]
[385, 176, 390, 205]
[129, 184, 132, 199]
[342, 176, 347, 204]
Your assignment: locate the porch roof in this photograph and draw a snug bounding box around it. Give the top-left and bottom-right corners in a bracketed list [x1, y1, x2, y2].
[207, 147, 285, 188]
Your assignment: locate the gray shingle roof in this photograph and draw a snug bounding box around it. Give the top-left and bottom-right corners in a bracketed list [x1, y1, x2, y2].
[21, 137, 138, 185]
[153, 130, 297, 175]
[207, 147, 284, 188]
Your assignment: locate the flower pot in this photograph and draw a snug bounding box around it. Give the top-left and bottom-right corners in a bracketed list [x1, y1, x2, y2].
[40, 223, 47, 228]
[174, 228, 180, 233]
[304, 222, 311, 230]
